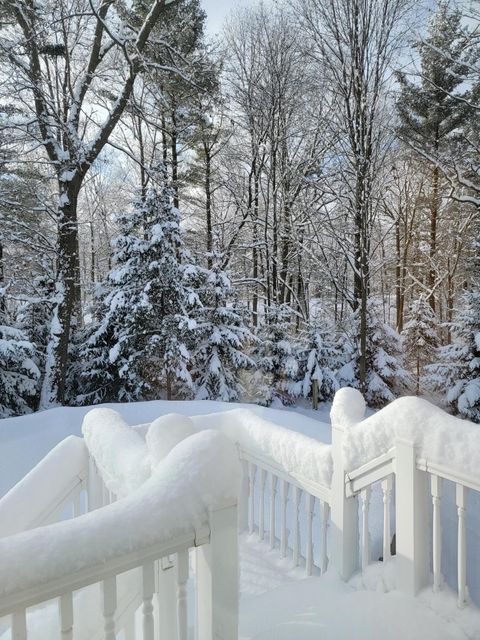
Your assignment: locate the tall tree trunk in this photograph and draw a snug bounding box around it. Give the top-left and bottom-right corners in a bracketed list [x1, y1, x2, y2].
[205, 144, 213, 269]
[41, 177, 82, 407]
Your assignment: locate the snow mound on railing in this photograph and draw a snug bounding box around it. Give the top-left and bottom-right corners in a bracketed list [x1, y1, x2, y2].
[191, 409, 332, 489]
[82, 408, 151, 497]
[146, 413, 196, 465]
[0, 429, 240, 597]
[335, 389, 480, 477]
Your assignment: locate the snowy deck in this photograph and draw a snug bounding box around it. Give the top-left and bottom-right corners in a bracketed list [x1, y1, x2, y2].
[1, 398, 480, 639]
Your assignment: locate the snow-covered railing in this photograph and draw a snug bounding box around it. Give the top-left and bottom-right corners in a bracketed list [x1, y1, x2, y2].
[331, 388, 480, 608]
[0, 426, 240, 640]
[192, 408, 333, 576]
[0, 436, 89, 537]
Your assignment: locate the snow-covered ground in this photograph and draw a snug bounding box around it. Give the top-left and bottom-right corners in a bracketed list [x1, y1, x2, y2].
[1, 399, 480, 639]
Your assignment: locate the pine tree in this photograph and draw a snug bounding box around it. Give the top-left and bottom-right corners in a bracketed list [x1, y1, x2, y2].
[192, 263, 254, 401]
[253, 304, 301, 406]
[300, 323, 340, 408]
[396, 1, 472, 311]
[0, 290, 40, 416]
[16, 275, 55, 388]
[76, 164, 198, 404]
[402, 295, 439, 395]
[428, 288, 480, 422]
[339, 302, 409, 407]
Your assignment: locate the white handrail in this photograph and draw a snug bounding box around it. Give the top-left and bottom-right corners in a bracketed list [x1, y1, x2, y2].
[0, 436, 88, 537]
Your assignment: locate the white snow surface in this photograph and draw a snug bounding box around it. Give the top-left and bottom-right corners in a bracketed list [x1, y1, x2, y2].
[0, 400, 330, 499]
[192, 409, 332, 488]
[0, 429, 240, 598]
[82, 408, 151, 497]
[334, 388, 480, 476]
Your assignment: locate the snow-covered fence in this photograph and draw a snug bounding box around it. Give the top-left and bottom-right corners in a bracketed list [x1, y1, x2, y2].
[0, 425, 240, 640]
[238, 447, 331, 576]
[331, 388, 480, 608]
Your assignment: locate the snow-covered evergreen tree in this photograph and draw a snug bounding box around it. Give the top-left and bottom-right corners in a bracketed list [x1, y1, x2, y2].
[0, 290, 40, 416]
[402, 295, 439, 395]
[16, 275, 54, 386]
[254, 304, 301, 406]
[339, 302, 409, 407]
[300, 323, 340, 407]
[428, 287, 480, 422]
[76, 164, 198, 404]
[192, 263, 254, 401]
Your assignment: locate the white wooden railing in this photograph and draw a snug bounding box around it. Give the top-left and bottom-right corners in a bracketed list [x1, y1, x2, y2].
[0, 435, 238, 640]
[238, 446, 331, 576]
[331, 389, 480, 610]
[1, 390, 480, 640]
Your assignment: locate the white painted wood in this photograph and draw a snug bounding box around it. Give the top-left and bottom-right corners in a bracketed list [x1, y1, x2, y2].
[142, 562, 155, 640]
[11, 609, 27, 640]
[102, 576, 117, 640]
[176, 550, 189, 640]
[330, 411, 359, 580]
[280, 480, 288, 558]
[321, 501, 330, 574]
[248, 462, 256, 535]
[73, 491, 81, 518]
[431, 474, 442, 592]
[395, 439, 429, 596]
[292, 486, 301, 567]
[305, 493, 314, 576]
[361, 486, 371, 571]
[258, 468, 266, 541]
[269, 473, 277, 550]
[196, 504, 238, 640]
[59, 592, 73, 640]
[124, 617, 135, 640]
[381, 476, 392, 563]
[156, 558, 177, 640]
[456, 483, 468, 608]
[238, 459, 249, 532]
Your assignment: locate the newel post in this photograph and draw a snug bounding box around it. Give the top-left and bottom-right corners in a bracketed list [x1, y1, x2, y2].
[196, 502, 238, 640]
[330, 388, 365, 581]
[395, 438, 429, 596]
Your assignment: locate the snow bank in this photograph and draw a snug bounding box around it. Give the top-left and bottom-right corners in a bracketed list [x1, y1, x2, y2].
[191, 409, 332, 488]
[0, 436, 87, 538]
[334, 389, 480, 477]
[146, 413, 196, 465]
[82, 408, 150, 497]
[0, 430, 240, 598]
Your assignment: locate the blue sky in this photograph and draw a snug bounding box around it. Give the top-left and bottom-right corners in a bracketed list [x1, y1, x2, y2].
[201, 0, 250, 35]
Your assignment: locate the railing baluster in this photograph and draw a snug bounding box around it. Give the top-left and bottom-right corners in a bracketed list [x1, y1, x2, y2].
[361, 486, 371, 572]
[292, 486, 301, 566]
[124, 617, 136, 640]
[142, 562, 155, 640]
[248, 462, 256, 535]
[382, 476, 393, 563]
[12, 609, 27, 640]
[321, 501, 330, 574]
[102, 576, 117, 640]
[280, 480, 288, 558]
[456, 483, 468, 607]
[59, 592, 73, 640]
[269, 473, 277, 550]
[176, 549, 189, 640]
[305, 493, 314, 576]
[73, 491, 81, 518]
[258, 468, 266, 541]
[431, 474, 442, 592]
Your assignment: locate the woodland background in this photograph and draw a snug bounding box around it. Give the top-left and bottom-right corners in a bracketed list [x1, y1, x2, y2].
[0, 0, 479, 420]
